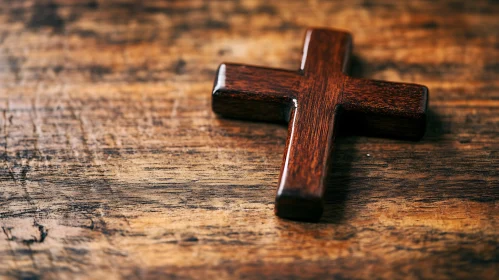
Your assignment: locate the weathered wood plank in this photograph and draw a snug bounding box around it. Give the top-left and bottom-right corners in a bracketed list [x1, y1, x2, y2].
[0, 0, 497, 279]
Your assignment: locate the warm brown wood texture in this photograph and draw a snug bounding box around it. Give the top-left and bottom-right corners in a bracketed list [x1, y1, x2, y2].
[0, 0, 498, 279]
[212, 28, 428, 221]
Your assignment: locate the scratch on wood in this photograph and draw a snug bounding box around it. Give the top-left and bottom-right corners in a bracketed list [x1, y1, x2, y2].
[20, 223, 48, 245]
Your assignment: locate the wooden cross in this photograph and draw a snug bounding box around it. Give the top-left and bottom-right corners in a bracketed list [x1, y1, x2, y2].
[212, 28, 429, 222]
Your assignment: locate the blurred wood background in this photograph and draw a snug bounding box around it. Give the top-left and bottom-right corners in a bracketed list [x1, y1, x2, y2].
[0, 0, 497, 279]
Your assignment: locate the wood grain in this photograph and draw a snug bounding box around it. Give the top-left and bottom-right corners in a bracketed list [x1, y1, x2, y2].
[0, 0, 498, 279]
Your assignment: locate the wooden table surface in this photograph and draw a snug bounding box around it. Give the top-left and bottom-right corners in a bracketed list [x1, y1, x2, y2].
[0, 0, 497, 279]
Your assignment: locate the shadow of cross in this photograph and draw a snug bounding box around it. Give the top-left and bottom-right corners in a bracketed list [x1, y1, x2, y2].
[212, 28, 429, 222]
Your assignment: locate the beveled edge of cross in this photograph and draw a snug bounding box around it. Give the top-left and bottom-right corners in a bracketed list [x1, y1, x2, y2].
[211, 27, 429, 222]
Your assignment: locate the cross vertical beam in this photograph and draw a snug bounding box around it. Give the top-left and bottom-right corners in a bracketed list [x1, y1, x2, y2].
[275, 29, 352, 220]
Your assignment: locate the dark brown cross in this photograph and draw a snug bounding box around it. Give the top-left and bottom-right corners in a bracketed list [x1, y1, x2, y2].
[212, 28, 428, 222]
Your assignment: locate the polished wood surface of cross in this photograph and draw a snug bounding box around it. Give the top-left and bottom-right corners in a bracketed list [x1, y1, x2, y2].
[212, 28, 429, 221]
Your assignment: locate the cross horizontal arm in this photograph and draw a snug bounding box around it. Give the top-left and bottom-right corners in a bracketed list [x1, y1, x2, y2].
[341, 77, 429, 139]
[212, 63, 302, 122]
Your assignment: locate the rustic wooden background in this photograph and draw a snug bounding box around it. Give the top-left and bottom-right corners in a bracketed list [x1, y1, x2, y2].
[0, 0, 497, 279]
